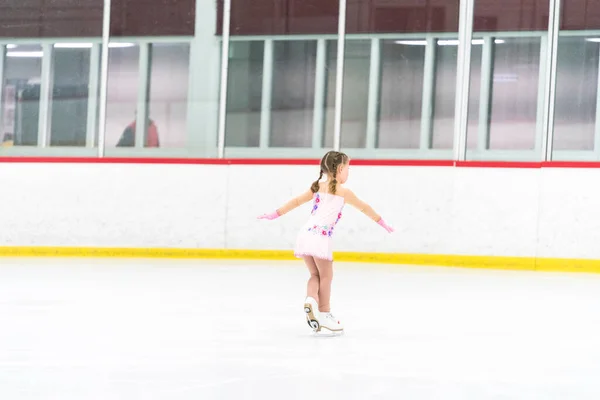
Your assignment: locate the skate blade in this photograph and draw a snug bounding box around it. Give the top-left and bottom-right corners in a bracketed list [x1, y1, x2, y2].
[304, 302, 321, 332]
[313, 328, 344, 338]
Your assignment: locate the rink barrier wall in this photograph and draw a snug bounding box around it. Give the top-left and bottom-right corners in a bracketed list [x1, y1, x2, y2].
[4, 156, 600, 168]
[0, 157, 456, 166]
[2, 157, 600, 168]
[3, 157, 600, 274]
[1, 247, 600, 274]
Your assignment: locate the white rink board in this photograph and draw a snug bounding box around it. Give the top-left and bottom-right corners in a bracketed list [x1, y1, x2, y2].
[0, 162, 599, 259]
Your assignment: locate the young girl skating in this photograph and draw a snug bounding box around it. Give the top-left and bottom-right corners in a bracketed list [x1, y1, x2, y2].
[258, 151, 394, 333]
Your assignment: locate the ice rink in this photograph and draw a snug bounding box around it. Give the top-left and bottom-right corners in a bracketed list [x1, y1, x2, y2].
[2, 258, 600, 399]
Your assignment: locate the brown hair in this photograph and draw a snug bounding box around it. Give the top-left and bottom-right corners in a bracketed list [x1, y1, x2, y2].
[310, 151, 349, 195]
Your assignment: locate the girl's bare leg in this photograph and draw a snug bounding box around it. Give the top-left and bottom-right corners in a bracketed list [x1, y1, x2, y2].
[314, 258, 333, 313]
[302, 256, 320, 301]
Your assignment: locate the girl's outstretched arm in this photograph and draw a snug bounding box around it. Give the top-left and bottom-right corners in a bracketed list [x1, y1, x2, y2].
[344, 189, 394, 233]
[258, 189, 314, 219]
[277, 189, 314, 215]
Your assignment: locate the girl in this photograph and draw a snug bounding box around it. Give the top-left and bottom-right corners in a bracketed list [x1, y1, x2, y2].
[258, 151, 393, 333]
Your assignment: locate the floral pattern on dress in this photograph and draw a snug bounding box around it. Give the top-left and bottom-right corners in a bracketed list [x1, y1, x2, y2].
[310, 193, 321, 215]
[307, 206, 344, 237]
[308, 224, 334, 237]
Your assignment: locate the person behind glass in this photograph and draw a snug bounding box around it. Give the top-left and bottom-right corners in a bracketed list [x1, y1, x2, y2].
[258, 151, 394, 333]
[116, 111, 159, 147]
[1, 133, 14, 147]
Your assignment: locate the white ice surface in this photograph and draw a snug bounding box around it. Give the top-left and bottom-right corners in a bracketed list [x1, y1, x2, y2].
[1, 258, 600, 399]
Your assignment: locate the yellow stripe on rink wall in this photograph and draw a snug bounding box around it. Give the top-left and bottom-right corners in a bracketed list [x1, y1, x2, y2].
[0, 246, 599, 274]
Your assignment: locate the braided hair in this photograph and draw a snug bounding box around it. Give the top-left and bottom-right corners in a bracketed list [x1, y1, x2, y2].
[310, 151, 349, 195]
[310, 169, 323, 193]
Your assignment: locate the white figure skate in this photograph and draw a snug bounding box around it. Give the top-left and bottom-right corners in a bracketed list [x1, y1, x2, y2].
[320, 312, 344, 334]
[304, 297, 320, 332]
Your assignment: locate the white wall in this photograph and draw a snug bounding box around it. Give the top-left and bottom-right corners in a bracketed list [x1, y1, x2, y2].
[0, 162, 598, 260]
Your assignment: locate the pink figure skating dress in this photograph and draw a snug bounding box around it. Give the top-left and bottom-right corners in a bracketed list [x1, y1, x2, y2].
[294, 192, 345, 261]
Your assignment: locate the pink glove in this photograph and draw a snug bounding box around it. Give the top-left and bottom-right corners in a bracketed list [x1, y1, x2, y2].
[257, 210, 280, 220]
[377, 218, 394, 233]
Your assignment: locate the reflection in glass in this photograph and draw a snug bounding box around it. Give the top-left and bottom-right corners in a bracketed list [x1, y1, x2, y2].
[378, 40, 425, 149]
[474, 0, 547, 31]
[148, 43, 190, 148]
[553, 37, 598, 151]
[50, 47, 92, 146]
[337, 40, 370, 148]
[466, 44, 483, 149]
[488, 37, 540, 150]
[226, 41, 264, 147]
[346, 0, 460, 34]
[323, 40, 339, 148]
[229, 0, 339, 35]
[106, 45, 139, 148]
[2, 45, 43, 146]
[271, 40, 317, 147]
[432, 42, 459, 149]
[466, 38, 541, 152]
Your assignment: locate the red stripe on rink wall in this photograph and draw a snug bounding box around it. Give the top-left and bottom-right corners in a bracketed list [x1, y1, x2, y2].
[455, 161, 543, 169]
[0, 157, 454, 166]
[541, 161, 600, 169]
[1, 157, 600, 168]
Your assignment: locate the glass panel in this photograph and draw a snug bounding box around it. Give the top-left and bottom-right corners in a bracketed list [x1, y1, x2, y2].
[432, 42, 459, 149]
[378, 40, 425, 149]
[270, 40, 317, 148]
[467, 0, 548, 159]
[148, 43, 190, 148]
[474, 0, 548, 32]
[466, 44, 483, 149]
[0, 1, 102, 38]
[488, 38, 540, 150]
[346, 0, 460, 34]
[2, 0, 215, 157]
[105, 45, 140, 149]
[1, 1, 103, 155]
[324, 40, 339, 148]
[561, 0, 600, 30]
[431, 40, 482, 150]
[225, 41, 264, 147]
[341, 1, 460, 154]
[553, 0, 600, 159]
[337, 40, 370, 149]
[553, 37, 598, 151]
[50, 47, 92, 147]
[465, 37, 542, 154]
[111, 0, 194, 36]
[227, 0, 339, 35]
[2, 45, 43, 146]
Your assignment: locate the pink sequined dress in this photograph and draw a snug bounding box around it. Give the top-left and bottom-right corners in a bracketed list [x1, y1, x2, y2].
[294, 192, 345, 261]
